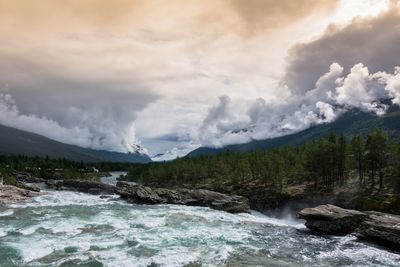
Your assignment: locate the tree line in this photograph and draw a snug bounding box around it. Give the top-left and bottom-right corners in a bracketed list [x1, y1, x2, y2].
[0, 155, 132, 183]
[128, 129, 400, 194]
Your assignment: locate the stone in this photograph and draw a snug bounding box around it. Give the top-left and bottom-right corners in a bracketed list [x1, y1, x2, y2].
[62, 180, 116, 195]
[46, 179, 64, 189]
[355, 211, 400, 250]
[0, 185, 39, 206]
[297, 204, 368, 235]
[116, 181, 250, 213]
[298, 204, 400, 251]
[20, 183, 41, 192]
[87, 188, 102, 195]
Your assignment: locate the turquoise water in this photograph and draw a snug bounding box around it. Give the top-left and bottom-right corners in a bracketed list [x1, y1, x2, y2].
[0, 189, 399, 266]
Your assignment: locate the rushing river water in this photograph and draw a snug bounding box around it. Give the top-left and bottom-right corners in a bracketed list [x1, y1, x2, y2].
[1, 174, 399, 267]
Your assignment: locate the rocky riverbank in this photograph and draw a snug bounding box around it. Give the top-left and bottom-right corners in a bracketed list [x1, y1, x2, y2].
[0, 184, 40, 206]
[298, 204, 400, 251]
[44, 179, 250, 213]
[116, 181, 250, 213]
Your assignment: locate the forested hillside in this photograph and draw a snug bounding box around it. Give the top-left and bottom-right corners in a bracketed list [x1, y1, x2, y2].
[188, 106, 400, 157]
[128, 129, 400, 213]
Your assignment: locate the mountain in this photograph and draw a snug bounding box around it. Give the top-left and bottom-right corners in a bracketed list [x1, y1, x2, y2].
[0, 124, 152, 163]
[187, 106, 400, 157]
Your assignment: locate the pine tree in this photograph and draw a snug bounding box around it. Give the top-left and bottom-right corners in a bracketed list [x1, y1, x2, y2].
[351, 134, 365, 188]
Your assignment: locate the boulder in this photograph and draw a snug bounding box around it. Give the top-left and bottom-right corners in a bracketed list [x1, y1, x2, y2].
[46, 179, 64, 190]
[12, 171, 45, 183]
[298, 204, 400, 251]
[355, 211, 400, 250]
[0, 185, 39, 206]
[116, 181, 250, 213]
[298, 204, 368, 235]
[20, 183, 41, 192]
[62, 180, 116, 195]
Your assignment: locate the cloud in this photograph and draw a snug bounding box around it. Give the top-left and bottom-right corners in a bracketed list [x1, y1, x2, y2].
[0, 46, 158, 153]
[0, 91, 152, 153]
[0, 0, 338, 35]
[284, 6, 400, 94]
[198, 62, 400, 148]
[380, 67, 400, 104]
[329, 63, 388, 115]
[3, 0, 331, 156]
[0, 0, 396, 159]
[227, 0, 338, 32]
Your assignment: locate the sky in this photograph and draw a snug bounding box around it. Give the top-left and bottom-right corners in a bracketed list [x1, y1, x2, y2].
[0, 0, 400, 160]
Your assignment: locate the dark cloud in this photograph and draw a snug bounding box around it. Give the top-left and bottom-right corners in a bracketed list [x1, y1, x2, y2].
[0, 44, 158, 152]
[284, 7, 400, 93]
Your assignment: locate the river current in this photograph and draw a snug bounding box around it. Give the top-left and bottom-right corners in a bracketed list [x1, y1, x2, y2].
[0, 173, 399, 267]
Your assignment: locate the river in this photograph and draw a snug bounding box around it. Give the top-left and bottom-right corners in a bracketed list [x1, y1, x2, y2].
[0, 173, 399, 267]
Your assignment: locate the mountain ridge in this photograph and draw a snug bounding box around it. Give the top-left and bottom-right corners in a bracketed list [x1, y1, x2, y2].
[187, 106, 400, 157]
[0, 124, 152, 163]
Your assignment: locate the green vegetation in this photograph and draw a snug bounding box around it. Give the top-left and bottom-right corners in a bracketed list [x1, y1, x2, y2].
[128, 129, 400, 213]
[188, 106, 400, 157]
[0, 155, 133, 185]
[1, 126, 399, 214]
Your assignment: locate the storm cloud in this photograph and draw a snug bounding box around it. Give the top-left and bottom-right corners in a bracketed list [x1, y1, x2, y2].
[0, 0, 397, 159]
[199, 63, 400, 148]
[284, 4, 400, 94]
[198, 3, 400, 148]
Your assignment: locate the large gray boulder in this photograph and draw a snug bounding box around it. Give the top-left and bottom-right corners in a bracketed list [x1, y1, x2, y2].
[298, 204, 368, 235]
[298, 204, 400, 251]
[355, 211, 400, 250]
[61, 180, 116, 195]
[116, 181, 250, 213]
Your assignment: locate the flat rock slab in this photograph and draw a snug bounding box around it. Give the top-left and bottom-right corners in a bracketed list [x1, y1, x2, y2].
[355, 211, 400, 250]
[61, 180, 116, 195]
[116, 181, 250, 214]
[0, 185, 39, 206]
[299, 204, 400, 251]
[298, 204, 368, 235]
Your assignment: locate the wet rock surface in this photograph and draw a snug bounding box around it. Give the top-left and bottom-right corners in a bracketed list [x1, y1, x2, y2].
[61, 180, 116, 195]
[116, 181, 250, 213]
[299, 204, 400, 251]
[298, 204, 368, 235]
[355, 211, 400, 250]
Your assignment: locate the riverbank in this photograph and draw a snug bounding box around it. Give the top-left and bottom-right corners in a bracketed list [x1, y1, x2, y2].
[1, 188, 399, 267]
[0, 185, 40, 206]
[298, 204, 400, 252]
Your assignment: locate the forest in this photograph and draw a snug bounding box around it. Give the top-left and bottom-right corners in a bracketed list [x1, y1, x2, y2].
[128, 129, 400, 197]
[0, 155, 131, 185]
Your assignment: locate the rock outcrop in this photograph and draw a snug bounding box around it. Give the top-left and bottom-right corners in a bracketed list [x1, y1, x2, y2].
[298, 204, 400, 251]
[45, 179, 64, 190]
[116, 181, 250, 213]
[61, 180, 116, 195]
[0, 185, 39, 206]
[355, 211, 400, 250]
[298, 204, 368, 235]
[12, 171, 46, 183]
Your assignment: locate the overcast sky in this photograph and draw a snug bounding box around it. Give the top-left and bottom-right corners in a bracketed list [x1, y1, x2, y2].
[0, 0, 399, 160]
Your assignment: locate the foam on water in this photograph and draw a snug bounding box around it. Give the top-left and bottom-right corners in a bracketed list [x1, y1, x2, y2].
[1, 188, 400, 267]
[0, 209, 14, 217]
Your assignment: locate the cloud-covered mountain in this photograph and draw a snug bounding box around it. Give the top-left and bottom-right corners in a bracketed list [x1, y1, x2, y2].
[188, 104, 400, 157]
[0, 124, 151, 163]
[0, 0, 398, 159]
[194, 5, 400, 150]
